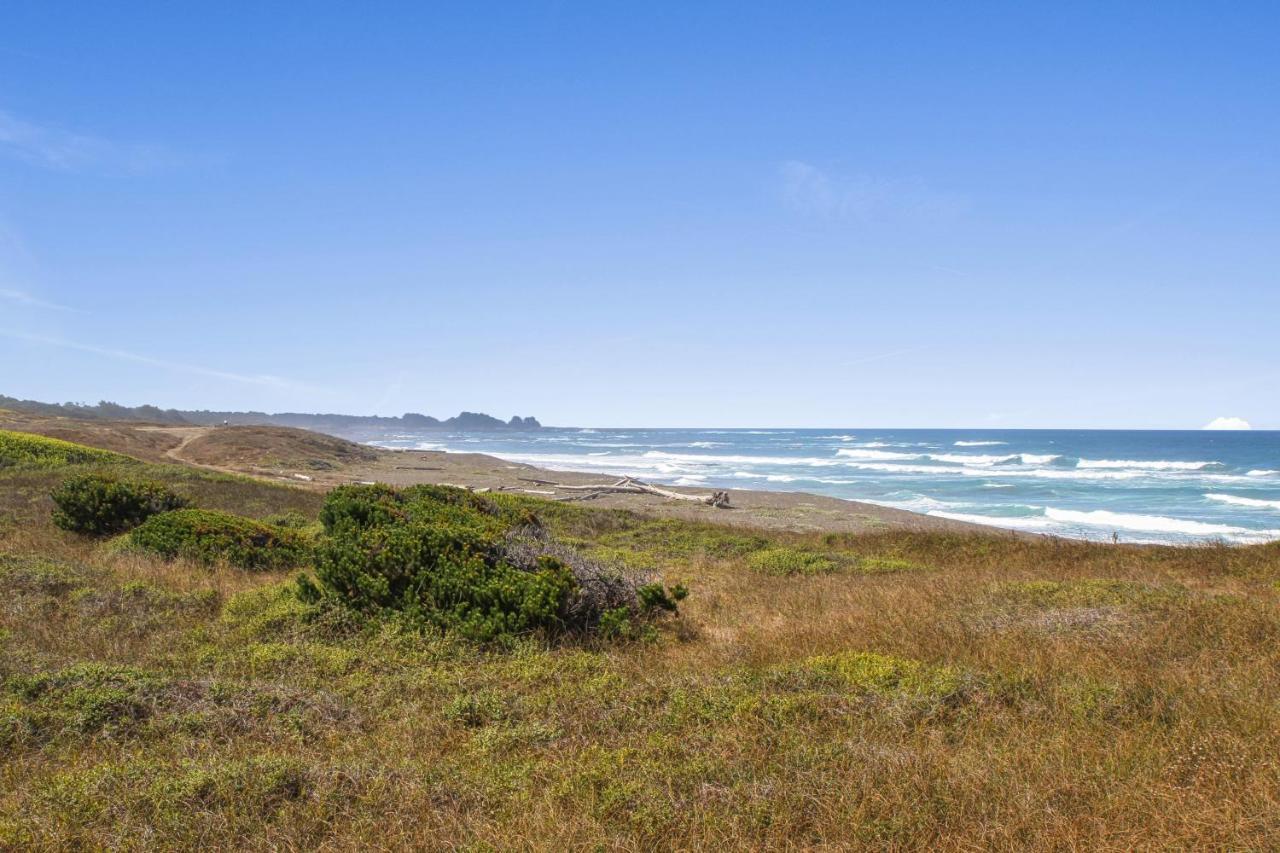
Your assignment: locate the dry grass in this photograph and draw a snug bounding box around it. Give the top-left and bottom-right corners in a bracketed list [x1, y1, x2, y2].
[2, 459, 1279, 850]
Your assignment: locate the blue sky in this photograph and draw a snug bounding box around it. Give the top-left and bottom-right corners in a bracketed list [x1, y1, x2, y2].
[1, 2, 1276, 428]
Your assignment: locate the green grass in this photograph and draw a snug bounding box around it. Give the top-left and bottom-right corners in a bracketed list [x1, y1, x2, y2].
[0, 429, 135, 469]
[2, 433, 1280, 848]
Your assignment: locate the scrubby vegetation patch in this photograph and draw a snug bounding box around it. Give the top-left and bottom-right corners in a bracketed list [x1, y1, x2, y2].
[991, 578, 1187, 609]
[0, 429, 134, 469]
[747, 547, 929, 577]
[297, 483, 681, 642]
[52, 472, 189, 536]
[129, 509, 310, 571]
[803, 650, 968, 703]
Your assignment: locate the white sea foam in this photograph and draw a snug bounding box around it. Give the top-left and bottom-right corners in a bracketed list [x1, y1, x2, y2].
[840, 461, 968, 475]
[645, 450, 839, 467]
[835, 448, 921, 460]
[1248, 470, 1279, 477]
[861, 495, 957, 513]
[927, 453, 1018, 466]
[1077, 458, 1217, 471]
[1044, 507, 1246, 536]
[1019, 453, 1060, 465]
[1205, 493, 1280, 510]
[673, 475, 708, 486]
[954, 440, 1008, 447]
[983, 468, 1147, 481]
[688, 441, 724, 448]
[587, 451, 610, 456]
[926, 510, 1060, 531]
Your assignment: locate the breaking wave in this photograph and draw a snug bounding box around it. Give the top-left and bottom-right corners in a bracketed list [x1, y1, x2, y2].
[1205, 493, 1280, 511]
[1077, 458, 1217, 471]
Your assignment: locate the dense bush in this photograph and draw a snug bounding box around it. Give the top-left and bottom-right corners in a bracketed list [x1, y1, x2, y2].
[0, 429, 133, 469]
[129, 509, 310, 571]
[297, 484, 679, 642]
[51, 473, 189, 536]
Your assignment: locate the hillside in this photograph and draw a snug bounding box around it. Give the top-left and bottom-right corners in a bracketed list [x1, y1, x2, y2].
[0, 395, 542, 431]
[1, 423, 1279, 848]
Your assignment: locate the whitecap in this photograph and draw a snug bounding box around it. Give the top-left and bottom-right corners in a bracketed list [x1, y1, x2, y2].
[835, 448, 921, 460]
[926, 510, 1060, 531]
[1019, 453, 1060, 465]
[1248, 469, 1279, 477]
[1076, 458, 1217, 471]
[954, 440, 1008, 447]
[927, 453, 1018, 466]
[1044, 507, 1246, 536]
[645, 450, 839, 467]
[1205, 493, 1280, 511]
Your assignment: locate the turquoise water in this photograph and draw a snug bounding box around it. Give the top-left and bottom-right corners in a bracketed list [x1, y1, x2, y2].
[353, 428, 1280, 546]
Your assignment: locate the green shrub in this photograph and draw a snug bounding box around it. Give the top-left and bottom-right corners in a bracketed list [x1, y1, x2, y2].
[805, 651, 966, 702]
[298, 484, 674, 643]
[51, 472, 189, 536]
[858, 556, 927, 574]
[748, 547, 838, 576]
[262, 510, 312, 529]
[129, 509, 310, 571]
[0, 429, 133, 468]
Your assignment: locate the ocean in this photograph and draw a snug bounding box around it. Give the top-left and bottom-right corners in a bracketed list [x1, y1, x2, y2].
[351, 428, 1280, 546]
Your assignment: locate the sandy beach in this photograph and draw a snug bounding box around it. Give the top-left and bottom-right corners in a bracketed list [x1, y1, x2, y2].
[0, 413, 1000, 536]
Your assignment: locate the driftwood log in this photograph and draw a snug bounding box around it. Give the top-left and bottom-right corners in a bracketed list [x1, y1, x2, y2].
[516, 476, 730, 508]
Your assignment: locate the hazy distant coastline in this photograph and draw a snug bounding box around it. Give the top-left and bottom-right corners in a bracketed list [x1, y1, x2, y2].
[0, 395, 541, 432]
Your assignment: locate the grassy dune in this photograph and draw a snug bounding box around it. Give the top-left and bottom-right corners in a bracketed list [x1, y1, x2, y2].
[1, 431, 1279, 849]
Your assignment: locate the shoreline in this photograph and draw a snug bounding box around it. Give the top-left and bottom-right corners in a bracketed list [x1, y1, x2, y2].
[5, 412, 1263, 544]
[334, 446, 1037, 538]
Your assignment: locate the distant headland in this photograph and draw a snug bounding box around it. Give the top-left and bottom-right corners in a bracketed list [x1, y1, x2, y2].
[0, 395, 542, 431]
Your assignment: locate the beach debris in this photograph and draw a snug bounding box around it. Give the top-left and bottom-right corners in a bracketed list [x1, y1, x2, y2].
[516, 476, 731, 508]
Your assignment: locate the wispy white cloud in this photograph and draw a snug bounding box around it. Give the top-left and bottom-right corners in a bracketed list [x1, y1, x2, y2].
[780, 160, 967, 222]
[0, 287, 75, 312]
[0, 329, 320, 393]
[0, 109, 175, 174]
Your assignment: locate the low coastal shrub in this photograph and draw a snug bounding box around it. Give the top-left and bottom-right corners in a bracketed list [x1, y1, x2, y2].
[0, 429, 133, 469]
[51, 473, 189, 536]
[858, 556, 928, 574]
[297, 483, 678, 643]
[805, 651, 967, 703]
[747, 548, 927, 577]
[748, 547, 839, 576]
[129, 509, 310, 571]
[990, 578, 1187, 609]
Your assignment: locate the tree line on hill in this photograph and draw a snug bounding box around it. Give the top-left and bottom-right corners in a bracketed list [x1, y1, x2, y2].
[0, 395, 542, 431]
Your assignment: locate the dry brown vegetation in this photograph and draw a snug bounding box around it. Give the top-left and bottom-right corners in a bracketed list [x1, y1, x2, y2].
[177, 425, 380, 472]
[2, 425, 1279, 850]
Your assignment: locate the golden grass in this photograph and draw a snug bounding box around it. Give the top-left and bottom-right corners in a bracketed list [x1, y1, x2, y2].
[2, 462, 1279, 849]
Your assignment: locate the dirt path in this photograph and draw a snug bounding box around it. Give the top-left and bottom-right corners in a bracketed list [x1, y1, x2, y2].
[134, 426, 213, 463]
